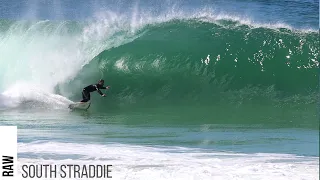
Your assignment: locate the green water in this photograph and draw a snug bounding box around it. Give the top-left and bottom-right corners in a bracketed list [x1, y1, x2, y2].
[0, 6, 319, 179]
[0, 107, 318, 157]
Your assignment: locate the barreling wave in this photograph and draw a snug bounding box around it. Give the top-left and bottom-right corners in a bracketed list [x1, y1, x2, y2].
[0, 9, 318, 125]
[0, 10, 317, 127]
[60, 19, 319, 110]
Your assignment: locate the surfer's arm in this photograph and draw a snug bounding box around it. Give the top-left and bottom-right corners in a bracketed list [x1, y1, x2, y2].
[97, 89, 104, 96]
[100, 86, 109, 97]
[94, 85, 104, 96]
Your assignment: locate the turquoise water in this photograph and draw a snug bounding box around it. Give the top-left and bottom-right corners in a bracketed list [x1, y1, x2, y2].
[0, 0, 319, 179]
[2, 110, 318, 156]
[0, 109, 319, 179]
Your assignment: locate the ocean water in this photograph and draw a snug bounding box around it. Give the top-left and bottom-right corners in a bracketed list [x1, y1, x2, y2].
[0, 0, 319, 179]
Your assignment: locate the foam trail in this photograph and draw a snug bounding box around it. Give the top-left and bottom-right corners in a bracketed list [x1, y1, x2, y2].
[1, 82, 73, 109]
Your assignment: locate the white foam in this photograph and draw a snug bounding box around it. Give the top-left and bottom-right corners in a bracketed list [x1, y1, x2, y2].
[115, 58, 130, 72]
[0, 14, 141, 90]
[18, 141, 319, 180]
[1, 82, 73, 109]
[91, 7, 317, 33]
[0, 14, 141, 108]
[201, 55, 211, 65]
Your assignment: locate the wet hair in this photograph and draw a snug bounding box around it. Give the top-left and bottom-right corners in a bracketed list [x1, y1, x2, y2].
[98, 79, 104, 83]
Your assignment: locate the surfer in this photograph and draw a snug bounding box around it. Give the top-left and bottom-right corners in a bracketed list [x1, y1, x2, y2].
[80, 79, 110, 103]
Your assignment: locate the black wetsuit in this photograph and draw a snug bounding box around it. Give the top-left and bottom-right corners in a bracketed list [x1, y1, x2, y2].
[81, 84, 107, 102]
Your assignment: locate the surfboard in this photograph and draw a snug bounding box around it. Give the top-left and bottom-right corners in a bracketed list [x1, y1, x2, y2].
[68, 101, 91, 110]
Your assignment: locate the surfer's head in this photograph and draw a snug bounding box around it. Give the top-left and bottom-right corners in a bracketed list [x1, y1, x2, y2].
[98, 79, 104, 85]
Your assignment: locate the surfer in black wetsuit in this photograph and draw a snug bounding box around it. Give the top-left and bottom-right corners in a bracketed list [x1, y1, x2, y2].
[80, 79, 110, 102]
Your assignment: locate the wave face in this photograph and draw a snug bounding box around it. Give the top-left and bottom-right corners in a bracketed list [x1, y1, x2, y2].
[62, 19, 319, 110]
[0, 8, 318, 126]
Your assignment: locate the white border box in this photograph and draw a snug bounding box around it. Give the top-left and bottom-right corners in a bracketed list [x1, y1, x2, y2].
[0, 126, 17, 179]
